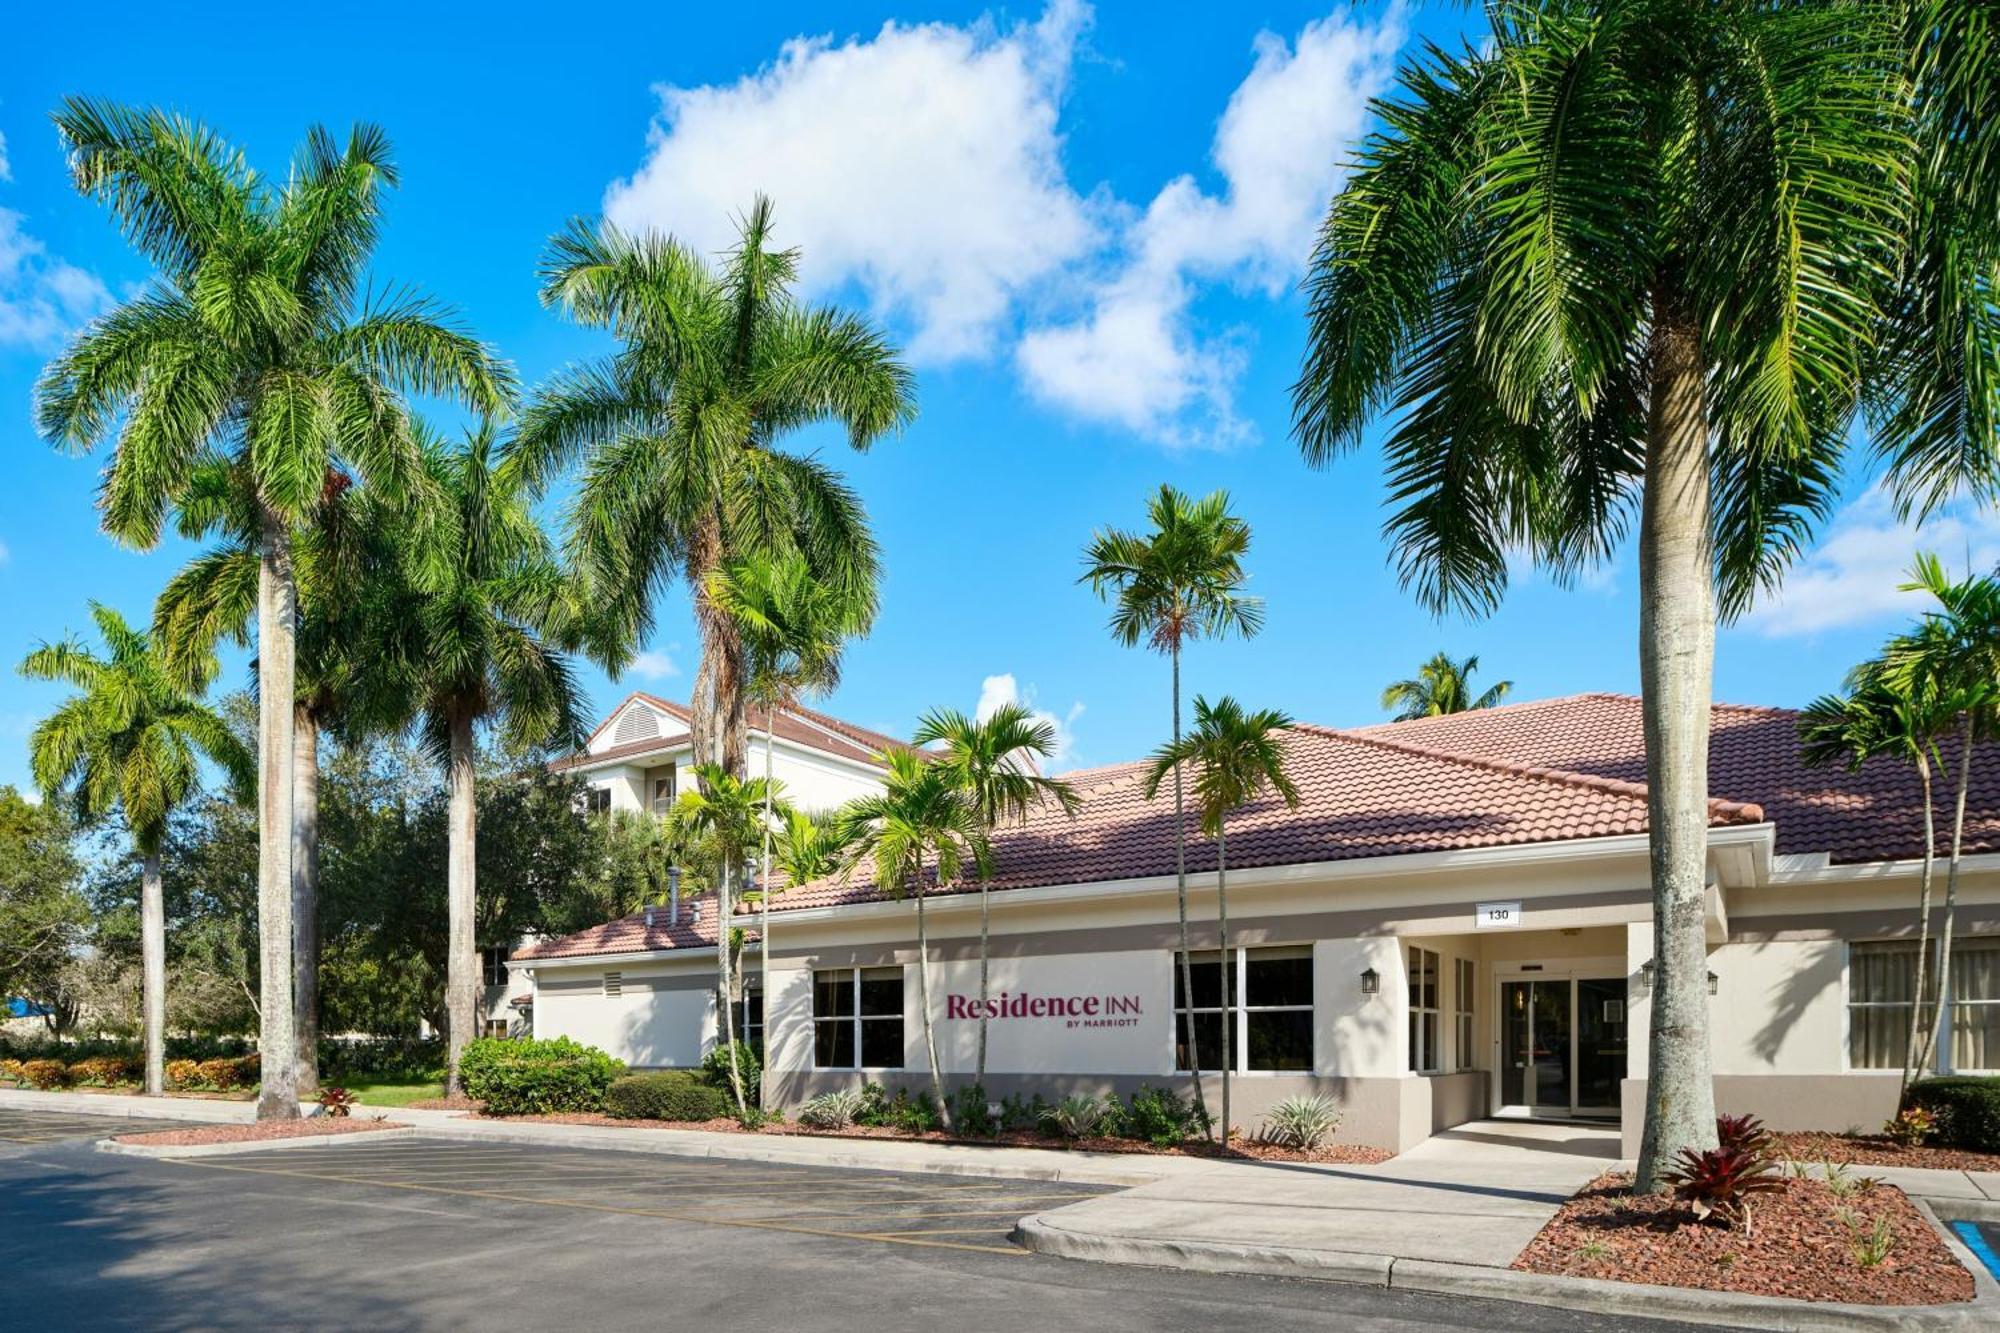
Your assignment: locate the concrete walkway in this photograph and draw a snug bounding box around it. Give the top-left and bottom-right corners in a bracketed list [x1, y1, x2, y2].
[1020, 1119, 1619, 1279]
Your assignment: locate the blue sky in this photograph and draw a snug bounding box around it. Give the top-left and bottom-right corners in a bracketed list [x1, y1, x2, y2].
[4, 1, 1997, 790]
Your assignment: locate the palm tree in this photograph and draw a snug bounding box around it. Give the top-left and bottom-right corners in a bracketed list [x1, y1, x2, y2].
[1292, 2, 2000, 1190]
[394, 429, 587, 1093]
[772, 809, 852, 888]
[676, 763, 785, 1114]
[1381, 653, 1511, 722]
[912, 705, 1080, 1088]
[1143, 697, 1299, 1144]
[707, 552, 863, 1078]
[1081, 485, 1262, 1128]
[510, 198, 914, 778]
[839, 750, 987, 1131]
[20, 605, 253, 1095]
[36, 103, 512, 1117]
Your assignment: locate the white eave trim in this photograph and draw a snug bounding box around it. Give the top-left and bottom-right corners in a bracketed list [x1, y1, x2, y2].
[1768, 849, 2000, 884]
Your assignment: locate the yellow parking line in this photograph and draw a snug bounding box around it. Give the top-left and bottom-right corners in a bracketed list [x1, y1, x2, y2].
[170, 1159, 1027, 1256]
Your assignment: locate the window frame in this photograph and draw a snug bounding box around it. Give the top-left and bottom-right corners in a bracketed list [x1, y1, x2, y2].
[1409, 946, 1441, 1075]
[1173, 945, 1315, 1075]
[1453, 956, 1476, 1072]
[1848, 937, 2000, 1076]
[583, 786, 613, 816]
[810, 965, 905, 1071]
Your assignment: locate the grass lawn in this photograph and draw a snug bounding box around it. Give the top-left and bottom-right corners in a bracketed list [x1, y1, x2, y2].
[338, 1079, 446, 1107]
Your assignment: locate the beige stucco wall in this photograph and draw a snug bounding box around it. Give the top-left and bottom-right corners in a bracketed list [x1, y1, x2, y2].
[532, 962, 716, 1068]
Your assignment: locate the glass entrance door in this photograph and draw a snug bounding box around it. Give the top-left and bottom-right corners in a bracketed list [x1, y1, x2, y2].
[1500, 975, 1627, 1115]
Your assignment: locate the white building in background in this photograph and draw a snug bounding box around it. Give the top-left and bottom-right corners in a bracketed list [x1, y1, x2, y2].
[553, 691, 903, 818]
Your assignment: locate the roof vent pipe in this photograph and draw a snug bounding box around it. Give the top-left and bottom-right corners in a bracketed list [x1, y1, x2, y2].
[668, 866, 682, 927]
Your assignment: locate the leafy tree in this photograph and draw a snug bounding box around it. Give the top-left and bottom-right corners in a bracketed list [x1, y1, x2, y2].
[510, 197, 914, 778]
[37, 102, 512, 1117]
[1291, 1, 2000, 1189]
[20, 606, 251, 1092]
[707, 550, 864, 1067]
[394, 430, 586, 1092]
[1144, 696, 1299, 1143]
[911, 704, 1079, 1086]
[838, 750, 988, 1131]
[1081, 486, 1262, 1128]
[676, 764, 786, 1114]
[771, 809, 851, 891]
[1380, 652, 1511, 721]
[0, 787, 88, 1033]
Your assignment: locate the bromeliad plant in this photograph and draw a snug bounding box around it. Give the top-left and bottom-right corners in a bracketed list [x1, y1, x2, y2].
[1714, 1113, 1774, 1158]
[1660, 1143, 1786, 1234]
[318, 1086, 357, 1118]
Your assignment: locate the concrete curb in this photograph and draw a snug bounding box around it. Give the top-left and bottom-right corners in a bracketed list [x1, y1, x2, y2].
[0, 1087, 322, 1123]
[377, 1115, 1170, 1186]
[96, 1125, 419, 1160]
[1015, 1208, 2000, 1332]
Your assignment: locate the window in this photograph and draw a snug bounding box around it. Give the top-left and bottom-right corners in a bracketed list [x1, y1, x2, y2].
[740, 982, 764, 1060]
[482, 1020, 509, 1040]
[813, 966, 904, 1069]
[651, 766, 677, 815]
[1174, 946, 1314, 1073]
[481, 947, 511, 989]
[584, 786, 612, 816]
[1409, 947, 1440, 1073]
[1851, 939, 2000, 1073]
[1454, 957, 1476, 1071]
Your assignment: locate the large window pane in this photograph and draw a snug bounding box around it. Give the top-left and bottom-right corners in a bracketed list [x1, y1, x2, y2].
[1174, 952, 1229, 1009]
[1849, 1003, 1912, 1070]
[1245, 948, 1312, 1007]
[1852, 942, 1918, 1003]
[1175, 1011, 1225, 1072]
[814, 970, 854, 1020]
[814, 1020, 854, 1069]
[860, 1017, 905, 1068]
[859, 967, 903, 1017]
[1246, 1009, 1313, 1071]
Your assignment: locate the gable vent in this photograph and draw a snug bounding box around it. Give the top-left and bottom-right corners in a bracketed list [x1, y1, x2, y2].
[613, 705, 661, 746]
[602, 971, 623, 997]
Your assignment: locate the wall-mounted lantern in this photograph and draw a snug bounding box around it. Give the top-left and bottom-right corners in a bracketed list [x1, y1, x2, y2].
[1360, 967, 1380, 996]
[1636, 959, 1720, 996]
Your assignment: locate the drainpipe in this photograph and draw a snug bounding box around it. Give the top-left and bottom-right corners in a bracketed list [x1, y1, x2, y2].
[668, 865, 682, 927]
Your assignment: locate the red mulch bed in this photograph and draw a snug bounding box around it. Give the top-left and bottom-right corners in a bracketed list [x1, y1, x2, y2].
[1773, 1131, 2000, 1173]
[112, 1119, 404, 1147]
[474, 1112, 1391, 1163]
[400, 1095, 485, 1112]
[1515, 1171, 1973, 1306]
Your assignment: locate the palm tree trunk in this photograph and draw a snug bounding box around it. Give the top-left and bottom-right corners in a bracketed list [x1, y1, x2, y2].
[759, 717, 776, 1106]
[976, 872, 992, 1088]
[1633, 285, 1720, 1192]
[254, 509, 300, 1121]
[718, 853, 746, 1115]
[140, 847, 165, 1097]
[913, 875, 952, 1132]
[444, 708, 478, 1097]
[1901, 755, 1937, 1100]
[1918, 719, 1972, 1079]
[1217, 822, 1230, 1149]
[292, 704, 320, 1097]
[1170, 643, 1211, 1138]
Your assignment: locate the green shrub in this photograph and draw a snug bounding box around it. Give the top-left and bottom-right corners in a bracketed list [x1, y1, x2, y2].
[1124, 1084, 1202, 1146]
[68, 1056, 139, 1087]
[699, 1042, 761, 1106]
[458, 1037, 622, 1116]
[165, 1058, 204, 1090]
[797, 1089, 868, 1129]
[21, 1059, 72, 1090]
[949, 1084, 997, 1137]
[0, 1058, 27, 1086]
[883, 1087, 941, 1134]
[852, 1081, 893, 1126]
[1910, 1077, 2000, 1152]
[604, 1071, 728, 1122]
[320, 1037, 445, 1083]
[196, 1056, 257, 1091]
[998, 1092, 1052, 1133]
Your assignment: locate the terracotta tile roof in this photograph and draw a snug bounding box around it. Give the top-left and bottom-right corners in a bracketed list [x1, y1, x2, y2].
[512, 892, 756, 961]
[557, 691, 916, 772]
[1353, 693, 2000, 865]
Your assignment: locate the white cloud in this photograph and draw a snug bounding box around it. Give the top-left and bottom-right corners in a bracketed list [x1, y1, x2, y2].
[0, 207, 112, 347]
[599, 4, 1405, 446]
[1017, 9, 1403, 444]
[975, 671, 1084, 766]
[604, 1, 1097, 362]
[0, 131, 11, 182]
[628, 648, 679, 680]
[1744, 484, 2000, 636]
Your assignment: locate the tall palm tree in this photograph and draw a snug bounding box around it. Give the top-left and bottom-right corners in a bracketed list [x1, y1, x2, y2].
[911, 704, 1080, 1088]
[36, 103, 512, 1117]
[839, 750, 987, 1131]
[1081, 485, 1262, 1127]
[772, 809, 851, 889]
[1292, 1, 2000, 1189]
[1881, 556, 2000, 1079]
[20, 605, 253, 1096]
[153, 466, 408, 1095]
[1381, 652, 1511, 722]
[394, 429, 586, 1093]
[1143, 697, 1299, 1144]
[707, 552, 863, 1077]
[676, 763, 785, 1114]
[510, 198, 914, 778]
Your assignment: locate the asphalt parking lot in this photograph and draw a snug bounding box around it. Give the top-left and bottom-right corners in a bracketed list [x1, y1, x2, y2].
[0, 1105, 226, 1145]
[0, 1108, 1727, 1332]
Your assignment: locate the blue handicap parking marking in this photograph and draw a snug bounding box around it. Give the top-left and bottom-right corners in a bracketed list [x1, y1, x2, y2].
[1950, 1220, 2000, 1280]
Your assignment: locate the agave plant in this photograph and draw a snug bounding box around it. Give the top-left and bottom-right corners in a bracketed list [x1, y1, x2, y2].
[1262, 1094, 1342, 1151]
[796, 1088, 867, 1131]
[1041, 1094, 1109, 1140]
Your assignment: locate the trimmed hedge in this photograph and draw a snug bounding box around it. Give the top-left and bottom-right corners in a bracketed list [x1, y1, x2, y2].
[1910, 1077, 2000, 1152]
[604, 1071, 728, 1122]
[457, 1037, 622, 1116]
